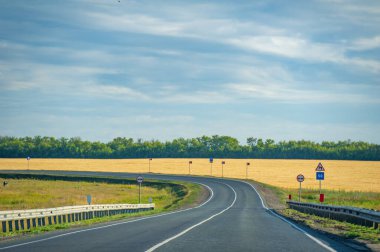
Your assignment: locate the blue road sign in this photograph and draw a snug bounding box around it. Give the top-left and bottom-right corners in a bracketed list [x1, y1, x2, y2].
[316, 172, 324, 180]
[209, 157, 213, 163]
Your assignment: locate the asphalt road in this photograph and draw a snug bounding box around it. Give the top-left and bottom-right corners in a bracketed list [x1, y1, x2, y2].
[0, 171, 356, 252]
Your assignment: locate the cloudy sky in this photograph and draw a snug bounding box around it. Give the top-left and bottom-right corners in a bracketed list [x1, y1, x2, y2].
[1, 0, 379, 143]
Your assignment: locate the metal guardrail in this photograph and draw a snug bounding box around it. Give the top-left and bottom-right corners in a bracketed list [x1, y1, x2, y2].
[0, 203, 155, 233]
[287, 201, 380, 229]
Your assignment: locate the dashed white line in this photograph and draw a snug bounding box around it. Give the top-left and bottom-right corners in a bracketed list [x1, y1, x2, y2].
[146, 182, 237, 252]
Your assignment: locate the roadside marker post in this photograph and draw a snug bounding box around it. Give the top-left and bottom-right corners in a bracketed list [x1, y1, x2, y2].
[136, 176, 144, 204]
[246, 162, 250, 179]
[209, 158, 213, 176]
[296, 174, 305, 202]
[148, 158, 152, 173]
[315, 162, 325, 202]
[221, 161, 225, 178]
[27, 156, 30, 169]
[188, 161, 192, 175]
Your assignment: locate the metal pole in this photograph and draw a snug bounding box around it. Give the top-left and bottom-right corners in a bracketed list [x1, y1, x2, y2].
[210, 163, 212, 176]
[139, 183, 141, 204]
[149, 159, 151, 173]
[246, 164, 248, 179]
[299, 182, 301, 202]
[222, 164, 224, 178]
[188, 163, 191, 175]
[28, 160, 29, 170]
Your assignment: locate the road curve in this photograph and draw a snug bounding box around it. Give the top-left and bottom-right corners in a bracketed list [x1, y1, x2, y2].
[0, 171, 355, 252]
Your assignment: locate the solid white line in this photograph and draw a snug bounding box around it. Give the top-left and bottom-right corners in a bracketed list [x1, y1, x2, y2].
[0, 182, 214, 251]
[238, 180, 337, 252]
[146, 182, 237, 252]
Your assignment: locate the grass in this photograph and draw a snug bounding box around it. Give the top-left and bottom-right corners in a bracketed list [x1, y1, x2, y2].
[283, 188, 380, 210]
[0, 179, 176, 210]
[0, 177, 206, 238]
[1, 158, 379, 192]
[282, 208, 380, 244]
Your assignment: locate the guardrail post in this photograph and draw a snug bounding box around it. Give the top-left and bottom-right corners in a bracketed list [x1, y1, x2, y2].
[8, 220, 13, 232]
[2, 221, 6, 232]
[15, 220, 19, 231]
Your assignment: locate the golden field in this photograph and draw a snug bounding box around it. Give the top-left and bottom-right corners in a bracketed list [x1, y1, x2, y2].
[0, 158, 379, 192]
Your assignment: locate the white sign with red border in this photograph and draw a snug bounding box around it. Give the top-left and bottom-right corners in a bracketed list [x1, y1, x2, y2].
[297, 174, 305, 182]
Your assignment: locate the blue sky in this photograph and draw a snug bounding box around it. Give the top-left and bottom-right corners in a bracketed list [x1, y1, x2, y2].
[1, 0, 379, 143]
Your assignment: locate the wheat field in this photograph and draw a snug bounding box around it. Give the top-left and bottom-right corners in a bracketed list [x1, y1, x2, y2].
[0, 158, 379, 192]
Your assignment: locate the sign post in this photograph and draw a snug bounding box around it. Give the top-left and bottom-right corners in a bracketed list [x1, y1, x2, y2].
[315, 162, 325, 202]
[136, 176, 143, 204]
[188, 161, 192, 175]
[148, 158, 152, 173]
[221, 161, 225, 178]
[209, 158, 213, 176]
[246, 162, 250, 179]
[296, 174, 305, 202]
[27, 156, 30, 169]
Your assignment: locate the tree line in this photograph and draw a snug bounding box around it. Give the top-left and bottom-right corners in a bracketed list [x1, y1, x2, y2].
[0, 136, 379, 160]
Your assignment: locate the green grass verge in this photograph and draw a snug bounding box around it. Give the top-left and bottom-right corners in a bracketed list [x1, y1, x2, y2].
[282, 208, 380, 243]
[282, 188, 380, 211]
[0, 175, 206, 239]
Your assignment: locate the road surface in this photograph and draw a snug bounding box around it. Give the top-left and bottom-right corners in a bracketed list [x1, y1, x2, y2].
[0, 171, 355, 251]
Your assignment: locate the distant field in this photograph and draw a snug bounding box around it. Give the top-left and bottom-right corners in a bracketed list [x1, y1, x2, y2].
[0, 158, 379, 192]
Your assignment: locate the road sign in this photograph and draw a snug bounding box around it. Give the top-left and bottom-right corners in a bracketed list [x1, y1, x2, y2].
[86, 195, 92, 205]
[315, 162, 325, 171]
[136, 176, 143, 183]
[209, 157, 213, 163]
[316, 172, 325, 180]
[222, 161, 225, 164]
[296, 174, 305, 182]
[27, 156, 30, 160]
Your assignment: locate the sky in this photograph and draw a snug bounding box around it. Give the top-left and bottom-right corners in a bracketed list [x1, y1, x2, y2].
[0, 0, 379, 144]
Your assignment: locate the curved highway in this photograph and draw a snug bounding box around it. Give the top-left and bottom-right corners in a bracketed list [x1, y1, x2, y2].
[0, 171, 355, 252]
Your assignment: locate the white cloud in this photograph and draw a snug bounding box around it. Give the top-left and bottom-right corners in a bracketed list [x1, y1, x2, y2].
[350, 36, 380, 51]
[227, 82, 380, 104]
[227, 36, 343, 62]
[84, 84, 149, 100]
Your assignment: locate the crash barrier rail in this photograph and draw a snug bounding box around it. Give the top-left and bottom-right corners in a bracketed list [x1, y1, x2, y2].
[287, 201, 379, 229]
[0, 203, 155, 233]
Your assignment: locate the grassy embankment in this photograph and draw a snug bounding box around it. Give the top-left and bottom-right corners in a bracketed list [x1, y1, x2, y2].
[251, 181, 380, 247]
[0, 175, 205, 238]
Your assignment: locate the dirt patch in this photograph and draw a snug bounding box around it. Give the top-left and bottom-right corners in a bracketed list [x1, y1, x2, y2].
[246, 180, 285, 210]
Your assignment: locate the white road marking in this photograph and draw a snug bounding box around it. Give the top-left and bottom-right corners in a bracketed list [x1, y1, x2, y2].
[146, 182, 237, 252]
[0, 182, 214, 251]
[239, 180, 337, 252]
